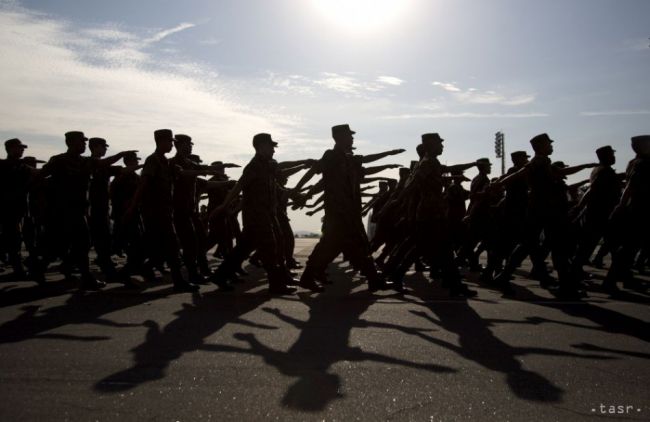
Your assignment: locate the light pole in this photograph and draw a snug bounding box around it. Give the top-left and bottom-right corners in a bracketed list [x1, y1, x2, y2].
[495, 131, 505, 175]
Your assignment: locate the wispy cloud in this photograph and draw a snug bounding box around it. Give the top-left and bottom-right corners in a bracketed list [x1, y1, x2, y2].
[432, 81, 461, 92]
[265, 72, 405, 97]
[381, 112, 549, 119]
[377, 76, 404, 86]
[432, 81, 536, 106]
[145, 22, 195, 44]
[580, 110, 650, 117]
[0, 5, 298, 162]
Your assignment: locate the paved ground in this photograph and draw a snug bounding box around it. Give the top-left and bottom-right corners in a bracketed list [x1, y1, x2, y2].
[0, 239, 649, 421]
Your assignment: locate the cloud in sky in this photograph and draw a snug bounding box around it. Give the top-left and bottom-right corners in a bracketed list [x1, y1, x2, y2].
[580, 110, 650, 117]
[377, 76, 404, 86]
[381, 112, 549, 119]
[0, 5, 298, 161]
[432, 81, 536, 106]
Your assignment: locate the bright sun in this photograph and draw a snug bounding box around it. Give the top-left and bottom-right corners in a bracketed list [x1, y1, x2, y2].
[310, 0, 413, 34]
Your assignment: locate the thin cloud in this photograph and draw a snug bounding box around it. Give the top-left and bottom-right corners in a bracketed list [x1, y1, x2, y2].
[580, 110, 650, 117]
[432, 81, 461, 92]
[145, 22, 195, 44]
[381, 112, 549, 119]
[0, 6, 298, 162]
[432, 81, 536, 106]
[377, 76, 404, 86]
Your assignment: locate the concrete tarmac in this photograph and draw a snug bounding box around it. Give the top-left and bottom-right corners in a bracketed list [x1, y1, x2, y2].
[0, 239, 649, 421]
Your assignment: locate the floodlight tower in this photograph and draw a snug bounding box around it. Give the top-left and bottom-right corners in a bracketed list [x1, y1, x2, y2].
[495, 131, 505, 175]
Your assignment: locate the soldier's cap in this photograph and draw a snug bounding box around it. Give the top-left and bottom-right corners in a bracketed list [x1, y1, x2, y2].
[65, 131, 88, 143]
[189, 154, 202, 163]
[530, 133, 553, 147]
[5, 138, 27, 149]
[88, 137, 109, 148]
[477, 158, 491, 165]
[595, 145, 615, 159]
[174, 134, 193, 145]
[331, 124, 356, 138]
[421, 133, 443, 144]
[252, 133, 278, 148]
[511, 150, 530, 160]
[122, 151, 140, 161]
[23, 156, 45, 164]
[210, 161, 241, 168]
[154, 129, 174, 142]
[552, 161, 568, 168]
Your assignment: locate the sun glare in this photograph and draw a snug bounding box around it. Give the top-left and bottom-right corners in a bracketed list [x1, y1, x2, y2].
[310, 0, 413, 34]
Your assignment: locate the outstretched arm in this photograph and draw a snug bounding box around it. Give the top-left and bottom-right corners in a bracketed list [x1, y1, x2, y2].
[360, 149, 405, 164]
[363, 164, 401, 175]
[561, 162, 598, 176]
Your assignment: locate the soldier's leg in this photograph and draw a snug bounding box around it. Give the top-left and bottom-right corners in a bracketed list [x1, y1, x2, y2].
[174, 213, 201, 281]
[90, 212, 117, 279]
[300, 228, 343, 286]
[1, 214, 25, 277]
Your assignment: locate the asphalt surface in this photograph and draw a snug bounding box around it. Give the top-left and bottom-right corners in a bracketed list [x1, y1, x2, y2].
[0, 239, 649, 421]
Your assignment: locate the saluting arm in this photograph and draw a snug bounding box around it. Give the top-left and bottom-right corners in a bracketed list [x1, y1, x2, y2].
[363, 164, 401, 175]
[561, 163, 598, 176]
[360, 149, 405, 164]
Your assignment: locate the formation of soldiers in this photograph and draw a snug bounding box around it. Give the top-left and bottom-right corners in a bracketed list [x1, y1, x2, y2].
[0, 127, 648, 299]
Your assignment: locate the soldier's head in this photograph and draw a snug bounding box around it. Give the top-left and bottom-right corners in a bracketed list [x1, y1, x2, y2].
[331, 124, 355, 151]
[88, 137, 109, 158]
[378, 181, 388, 192]
[65, 131, 87, 155]
[122, 151, 140, 168]
[421, 133, 444, 157]
[174, 134, 193, 157]
[552, 161, 568, 179]
[631, 135, 650, 158]
[387, 179, 397, 191]
[477, 158, 492, 175]
[252, 133, 278, 159]
[22, 156, 45, 168]
[530, 133, 554, 156]
[154, 129, 174, 154]
[510, 150, 530, 167]
[595, 145, 616, 166]
[4, 138, 27, 159]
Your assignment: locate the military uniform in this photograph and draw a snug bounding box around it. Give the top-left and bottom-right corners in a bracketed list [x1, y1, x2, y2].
[214, 137, 290, 292]
[300, 137, 383, 290]
[140, 149, 185, 279]
[0, 148, 32, 277]
[42, 133, 98, 286]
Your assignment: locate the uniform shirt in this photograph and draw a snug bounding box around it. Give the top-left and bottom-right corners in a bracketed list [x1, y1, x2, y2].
[0, 158, 32, 216]
[412, 155, 447, 221]
[169, 155, 199, 214]
[110, 170, 140, 220]
[89, 160, 121, 216]
[586, 165, 620, 219]
[467, 172, 490, 217]
[314, 146, 363, 225]
[504, 165, 529, 213]
[526, 155, 568, 216]
[141, 151, 175, 215]
[446, 182, 469, 224]
[43, 152, 94, 214]
[239, 154, 279, 227]
[626, 157, 650, 216]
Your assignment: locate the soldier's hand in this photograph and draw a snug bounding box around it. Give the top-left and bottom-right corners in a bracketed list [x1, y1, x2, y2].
[386, 164, 402, 169]
[390, 149, 406, 155]
[222, 163, 241, 168]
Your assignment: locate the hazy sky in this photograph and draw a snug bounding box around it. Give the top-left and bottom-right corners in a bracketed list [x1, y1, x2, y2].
[1, 0, 648, 232]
